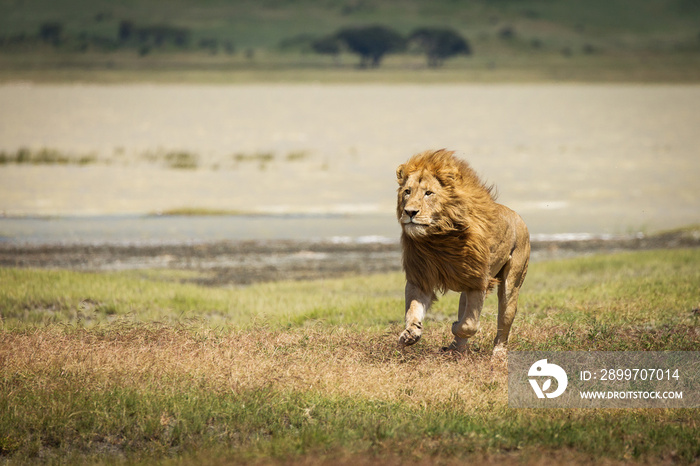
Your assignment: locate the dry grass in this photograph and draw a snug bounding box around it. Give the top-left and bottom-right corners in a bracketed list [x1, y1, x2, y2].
[2, 321, 698, 463]
[1, 248, 699, 463]
[0, 323, 505, 408]
[3, 320, 696, 408]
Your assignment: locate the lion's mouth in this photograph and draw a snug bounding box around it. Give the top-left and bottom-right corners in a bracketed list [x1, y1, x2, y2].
[402, 221, 429, 236]
[401, 214, 429, 226]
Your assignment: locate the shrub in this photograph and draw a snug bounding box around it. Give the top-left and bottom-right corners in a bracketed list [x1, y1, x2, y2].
[409, 27, 471, 67]
[335, 25, 405, 68]
[164, 151, 198, 169]
[118, 20, 134, 42]
[39, 22, 63, 46]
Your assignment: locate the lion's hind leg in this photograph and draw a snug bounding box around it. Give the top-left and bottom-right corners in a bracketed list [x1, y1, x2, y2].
[493, 249, 529, 356]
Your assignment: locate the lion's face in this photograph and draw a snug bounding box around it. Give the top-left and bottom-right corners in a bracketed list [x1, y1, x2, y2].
[396, 169, 445, 238]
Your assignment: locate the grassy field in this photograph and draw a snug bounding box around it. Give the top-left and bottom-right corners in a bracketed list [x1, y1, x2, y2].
[1, 0, 699, 83]
[2, 51, 700, 84]
[1, 248, 699, 463]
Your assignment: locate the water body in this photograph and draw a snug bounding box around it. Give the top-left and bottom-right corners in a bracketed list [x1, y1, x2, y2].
[0, 214, 398, 245]
[1, 83, 698, 244]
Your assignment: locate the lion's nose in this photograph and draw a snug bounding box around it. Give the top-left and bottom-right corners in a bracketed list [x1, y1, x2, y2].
[404, 209, 419, 219]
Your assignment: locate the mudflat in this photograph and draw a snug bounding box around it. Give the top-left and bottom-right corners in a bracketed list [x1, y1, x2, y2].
[2, 228, 698, 286]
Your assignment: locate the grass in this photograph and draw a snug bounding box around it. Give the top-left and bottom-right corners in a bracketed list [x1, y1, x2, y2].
[151, 207, 256, 217]
[232, 151, 275, 164]
[138, 149, 200, 170]
[1, 248, 699, 463]
[2, 248, 697, 331]
[2, 51, 700, 84]
[1, 0, 700, 84]
[0, 147, 97, 166]
[286, 150, 310, 162]
[0, 147, 321, 172]
[163, 151, 199, 170]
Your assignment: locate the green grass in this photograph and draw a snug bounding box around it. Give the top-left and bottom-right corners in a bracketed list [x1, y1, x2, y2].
[1, 248, 699, 463]
[1, 0, 700, 83]
[0, 266, 404, 328]
[2, 248, 697, 331]
[2, 48, 699, 84]
[2, 0, 697, 49]
[2, 382, 697, 463]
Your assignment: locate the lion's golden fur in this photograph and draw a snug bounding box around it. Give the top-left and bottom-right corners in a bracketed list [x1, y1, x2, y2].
[396, 149, 500, 295]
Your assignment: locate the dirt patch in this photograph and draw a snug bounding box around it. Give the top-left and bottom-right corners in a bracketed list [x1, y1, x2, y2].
[0, 240, 400, 286]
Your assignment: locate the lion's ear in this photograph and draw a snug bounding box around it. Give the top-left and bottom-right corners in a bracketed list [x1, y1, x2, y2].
[396, 164, 406, 184]
[436, 164, 462, 187]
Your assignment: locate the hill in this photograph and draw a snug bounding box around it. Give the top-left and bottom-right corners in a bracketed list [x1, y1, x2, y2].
[1, 0, 699, 82]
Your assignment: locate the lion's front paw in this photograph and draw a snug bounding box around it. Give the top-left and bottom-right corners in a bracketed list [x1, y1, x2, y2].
[398, 326, 422, 347]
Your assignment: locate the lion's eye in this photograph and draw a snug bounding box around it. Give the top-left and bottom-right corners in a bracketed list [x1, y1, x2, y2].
[425, 191, 434, 197]
[404, 189, 411, 196]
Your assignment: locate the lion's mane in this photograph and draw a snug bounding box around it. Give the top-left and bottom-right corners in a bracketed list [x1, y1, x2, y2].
[397, 149, 499, 295]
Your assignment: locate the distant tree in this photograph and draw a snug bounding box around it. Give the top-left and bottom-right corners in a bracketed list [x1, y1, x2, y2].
[170, 28, 190, 48]
[39, 22, 63, 46]
[199, 38, 219, 54]
[409, 27, 471, 67]
[117, 22, 191, 51]
[335, 25, 405, 68]
[118, 20, 134, 42]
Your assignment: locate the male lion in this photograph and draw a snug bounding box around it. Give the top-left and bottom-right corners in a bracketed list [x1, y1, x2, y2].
[396, 149, 530, 355]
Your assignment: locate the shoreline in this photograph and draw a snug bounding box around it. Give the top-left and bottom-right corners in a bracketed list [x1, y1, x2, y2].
[2, 227, 698, 286]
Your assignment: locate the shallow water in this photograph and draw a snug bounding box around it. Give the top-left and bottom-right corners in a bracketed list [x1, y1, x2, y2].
[1, 83, 698, 243]
[0, 214, 397, 245]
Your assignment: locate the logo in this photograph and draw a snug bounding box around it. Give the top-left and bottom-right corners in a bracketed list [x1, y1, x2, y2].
[528, 359, 568, 399]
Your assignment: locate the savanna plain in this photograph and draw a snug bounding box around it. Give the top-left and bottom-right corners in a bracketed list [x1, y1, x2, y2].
[1, 246, 699, 464]
[1, 85, 699, 464]
[2, 0, 700, 463]
[1, 82, 699, 466]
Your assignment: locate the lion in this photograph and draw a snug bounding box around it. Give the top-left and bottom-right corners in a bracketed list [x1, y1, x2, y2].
[396, 149, 530, 355]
